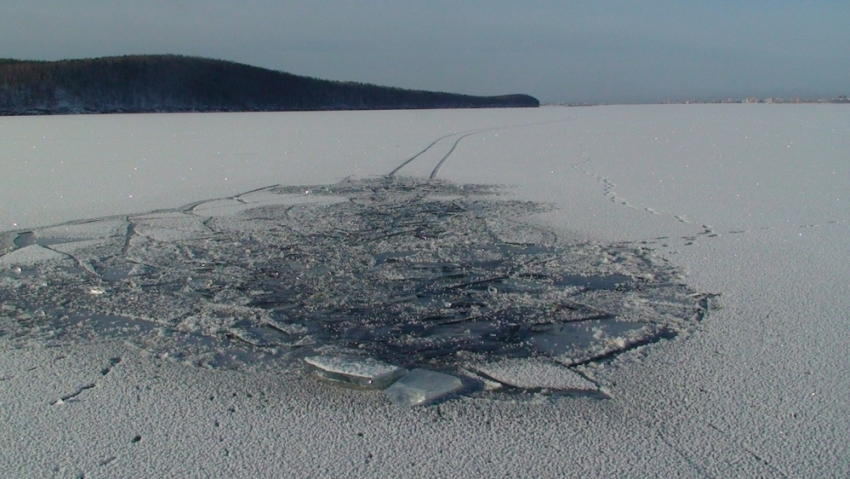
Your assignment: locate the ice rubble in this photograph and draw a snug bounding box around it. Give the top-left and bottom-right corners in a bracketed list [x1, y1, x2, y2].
[0, 177, 710, 404]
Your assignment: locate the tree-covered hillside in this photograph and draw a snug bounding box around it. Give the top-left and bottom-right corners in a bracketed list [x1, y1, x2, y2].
[0, 55, 539, 115]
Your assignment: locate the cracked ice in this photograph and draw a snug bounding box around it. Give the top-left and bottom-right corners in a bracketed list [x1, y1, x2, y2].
[0, 176, 711, 400]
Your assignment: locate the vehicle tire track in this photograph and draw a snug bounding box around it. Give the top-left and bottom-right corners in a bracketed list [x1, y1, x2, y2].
[388, 128, 491, 177]
[389, 118, 575, 179]
[429, 132, 479, 179]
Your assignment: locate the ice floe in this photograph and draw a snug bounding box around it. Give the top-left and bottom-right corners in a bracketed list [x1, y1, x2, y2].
[384, 369, 464, 407]
[304, 355, 407, 389]
[0, 244, 75, 266]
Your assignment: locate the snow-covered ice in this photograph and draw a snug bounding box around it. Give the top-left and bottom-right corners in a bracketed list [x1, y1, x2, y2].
[468, 357, 600, 393]
[1, 105, 848, 477]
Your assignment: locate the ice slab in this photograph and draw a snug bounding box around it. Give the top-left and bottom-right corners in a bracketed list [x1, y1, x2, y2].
[48, 238, 111, 255]
[37, 220, 128, 242]
[189, 198, 248, 217]
[0, 244, 74, 266]
[468, 358, 597, 391]
[383, 369, 464, 407]
[526, 319, 665, 365]
[132, 213, 211, 242]
[304, 355, 407, 389]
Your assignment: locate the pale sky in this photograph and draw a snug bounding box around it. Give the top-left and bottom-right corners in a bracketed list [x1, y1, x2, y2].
[2, 1, 848, 103]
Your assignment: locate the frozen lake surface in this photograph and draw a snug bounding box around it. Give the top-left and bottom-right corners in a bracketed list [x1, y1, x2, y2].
[1, 105, 848, 477]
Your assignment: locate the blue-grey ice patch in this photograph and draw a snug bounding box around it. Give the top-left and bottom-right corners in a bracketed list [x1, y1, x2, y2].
[384, 369, 464, 407]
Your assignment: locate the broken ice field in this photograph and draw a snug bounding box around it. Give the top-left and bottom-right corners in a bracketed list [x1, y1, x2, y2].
[0, 177, 714, 405]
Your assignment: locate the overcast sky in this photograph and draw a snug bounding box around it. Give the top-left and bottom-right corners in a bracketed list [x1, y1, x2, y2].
[3, 1, 848, 103]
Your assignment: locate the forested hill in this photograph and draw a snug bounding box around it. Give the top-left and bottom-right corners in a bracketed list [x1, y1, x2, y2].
[0, 55, 539, 115]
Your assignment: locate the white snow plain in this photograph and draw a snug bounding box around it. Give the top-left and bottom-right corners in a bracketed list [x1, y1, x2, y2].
[1, 105, 849, 477]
